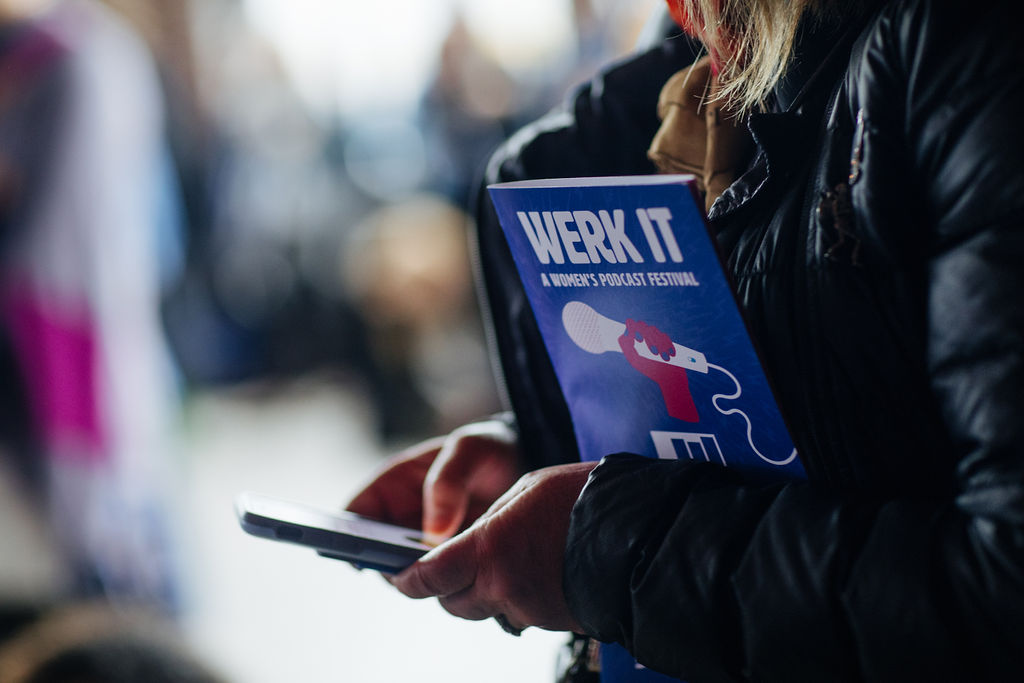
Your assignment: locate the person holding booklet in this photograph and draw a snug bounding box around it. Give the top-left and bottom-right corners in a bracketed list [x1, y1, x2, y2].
[348, 0, 1024, 680]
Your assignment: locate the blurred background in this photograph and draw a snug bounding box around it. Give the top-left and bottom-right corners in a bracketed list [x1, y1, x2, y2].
[0, 0, 660, 680]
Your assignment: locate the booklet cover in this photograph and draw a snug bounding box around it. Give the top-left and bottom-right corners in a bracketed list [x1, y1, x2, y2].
[488, 175, 805, 682]
[488, 175, 805, 478]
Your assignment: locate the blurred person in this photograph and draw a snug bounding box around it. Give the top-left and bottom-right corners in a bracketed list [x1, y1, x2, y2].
[94, 0, 222, 327]
[161, 0, 376, 387]
[416, 3, 660, 211]
[0, 0, 185, 611]
[561, 0, 647, 95]
[416, 14, 520, 209]
[347, 1, 1024, 681]
[342, 194, 500, 440]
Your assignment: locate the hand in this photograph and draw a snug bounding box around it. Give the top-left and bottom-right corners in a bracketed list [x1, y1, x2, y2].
[391, 461, 598, 634]
[346, 418, 522, 540]
[619, 318, 699, 422]
[619, 318, 677, 365]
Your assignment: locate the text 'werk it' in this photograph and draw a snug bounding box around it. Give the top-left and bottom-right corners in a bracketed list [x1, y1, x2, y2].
[517, 207, 684, 265]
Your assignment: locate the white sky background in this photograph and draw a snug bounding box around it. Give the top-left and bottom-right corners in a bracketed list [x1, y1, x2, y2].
[241, 0, 579, 118]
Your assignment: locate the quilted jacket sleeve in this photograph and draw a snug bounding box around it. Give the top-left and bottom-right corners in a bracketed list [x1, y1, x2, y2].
[563, 4, 1024, 682]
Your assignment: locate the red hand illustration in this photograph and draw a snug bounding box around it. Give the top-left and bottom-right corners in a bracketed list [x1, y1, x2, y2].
[618, 319, 699, 422]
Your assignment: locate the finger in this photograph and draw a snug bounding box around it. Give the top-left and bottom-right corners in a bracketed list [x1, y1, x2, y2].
[346, 439, 444, 523]
[392, 531, 479, 600]
[346, 486, 423, 529]
[422, 424, 514, 538]
[345, 484, 400, 521]
[423, 461, 470, 539]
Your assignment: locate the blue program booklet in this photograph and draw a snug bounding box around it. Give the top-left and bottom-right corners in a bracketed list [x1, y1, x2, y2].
[488, 175, 805, 681]
[488, 175, 805, 478]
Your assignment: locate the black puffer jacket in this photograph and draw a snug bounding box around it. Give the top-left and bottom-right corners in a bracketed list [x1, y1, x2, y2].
[473, 2, 1024, 681]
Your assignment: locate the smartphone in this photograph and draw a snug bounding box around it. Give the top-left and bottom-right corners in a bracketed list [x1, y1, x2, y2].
[236, 491, 432, 573]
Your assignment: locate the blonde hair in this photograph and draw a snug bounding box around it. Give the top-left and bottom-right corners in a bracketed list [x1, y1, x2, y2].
[673, 0, 829, 113]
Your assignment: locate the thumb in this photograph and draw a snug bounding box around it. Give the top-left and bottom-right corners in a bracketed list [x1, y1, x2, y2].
[392, 532, 478, 599]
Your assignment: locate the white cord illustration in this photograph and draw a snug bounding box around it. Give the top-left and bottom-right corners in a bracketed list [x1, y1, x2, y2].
[707, 363, 798, 466]
[562, 301, 797, 467]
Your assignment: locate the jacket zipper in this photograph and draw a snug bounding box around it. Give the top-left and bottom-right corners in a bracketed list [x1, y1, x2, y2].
[797, 77, 847, 487]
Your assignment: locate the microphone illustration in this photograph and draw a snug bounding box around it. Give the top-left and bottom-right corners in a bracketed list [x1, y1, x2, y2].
[561, 301, 708, 374]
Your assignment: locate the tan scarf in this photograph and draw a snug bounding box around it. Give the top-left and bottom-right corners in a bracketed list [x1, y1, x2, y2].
[647, 56, 753, 213]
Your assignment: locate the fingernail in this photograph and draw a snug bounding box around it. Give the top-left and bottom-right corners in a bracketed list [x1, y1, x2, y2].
[423, 513, 449, 536]
[424, 503, 458, 537]
[422, 530, 449, 546]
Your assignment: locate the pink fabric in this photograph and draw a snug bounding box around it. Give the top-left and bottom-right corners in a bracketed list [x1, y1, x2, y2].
[7, 28, 64, 76]
[0, 24, 64, 103]
[1, 284, 106, 461]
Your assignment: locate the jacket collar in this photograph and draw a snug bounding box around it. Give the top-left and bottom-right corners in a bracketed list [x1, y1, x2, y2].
[707, 10, 875, 221]
[772, 11, 850, 113]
